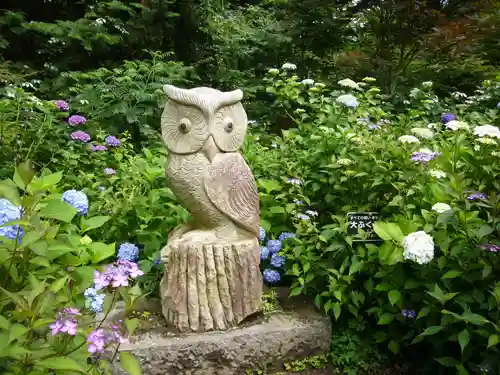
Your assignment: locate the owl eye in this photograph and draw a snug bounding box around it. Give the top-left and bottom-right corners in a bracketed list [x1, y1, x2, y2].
[179, 118, 191, 133]
[224, 118, 234, 133]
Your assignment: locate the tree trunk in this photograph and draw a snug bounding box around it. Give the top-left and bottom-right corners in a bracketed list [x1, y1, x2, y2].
[160, 239, 263, 332]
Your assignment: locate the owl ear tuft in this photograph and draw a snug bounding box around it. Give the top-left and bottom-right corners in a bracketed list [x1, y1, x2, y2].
[218, 89, 244, 108]
[163, 84, 178, 98]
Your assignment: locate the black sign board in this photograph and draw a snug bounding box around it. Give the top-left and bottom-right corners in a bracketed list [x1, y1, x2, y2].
[347, 212, 381, 242]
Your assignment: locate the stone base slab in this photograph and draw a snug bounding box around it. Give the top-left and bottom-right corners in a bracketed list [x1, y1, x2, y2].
[111, 306, 331, 375]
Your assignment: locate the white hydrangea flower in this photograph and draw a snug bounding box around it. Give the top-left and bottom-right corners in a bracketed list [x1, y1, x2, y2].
[474, 144, 481, 152]
[336, 94, 359, 108]
[268, 68, 280, 75]
[445, 120, 469, 131]
[398, 135, 420, 144]
[432, 203, 452, 213]
[281, 63, 297, 71]
[476, 137, 497, 145]
[95, 18, 106, 25]
[452, 91, 467, 100]
[422, 81, 433, 88]
[429, 169, 446, 179]
[402, 231, 434, 265]
[474, 125, 500, 138]
[338, 78, 360, 90]
[409, 88, 421, 98]
[337, 158, 353, 165]
[418, 148, 437, 155]
[301, 79, 314, 85]
[411, 127, 434, 139]
[427, 122, 440, 129]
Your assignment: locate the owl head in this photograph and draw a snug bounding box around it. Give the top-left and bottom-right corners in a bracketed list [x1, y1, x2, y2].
[161, 85, 248, 158]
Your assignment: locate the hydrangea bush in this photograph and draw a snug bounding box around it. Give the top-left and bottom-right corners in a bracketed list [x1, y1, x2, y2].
[0, 166, 143, 374]
[247, 69, 500, 373]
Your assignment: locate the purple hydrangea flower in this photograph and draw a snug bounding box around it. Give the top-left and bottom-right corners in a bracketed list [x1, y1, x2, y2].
[267, 240, 282, 255]
[49, 308, 81, 336]
[104, 168, 116, 175]
[87, 328, 106, 354]
[441, 112, 456, 124]
[154, 257, 162, 266]
[263, 269, 281, 284]
[294, 199, 304, 205]
[87, 323, 127, 354]
[368, 123, 381, 130]
[297, 213, 310, 220]
[260, 246, 270, 260]
[93, 260, 144, 290]
[68, 115, 87, 126]
[117, 243, 139, 262]
[91, 145, 107, 152]
[55, 100, 69, 112]
[478, 244, 500, 253]
[259, 227, 266, 242]
[278, 232, 296, 241]
[410, 151, 439, 164]
[105, 135, 121, 147]
[402, 309, 416, 319]
[270, 254, 285, 268]
[467, 192, 488, 200]
[71, 131, 91, 143]
[98, 186, 105, 191]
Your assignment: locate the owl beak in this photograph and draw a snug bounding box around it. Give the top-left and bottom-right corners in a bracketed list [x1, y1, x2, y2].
[202, 134, 219, 162]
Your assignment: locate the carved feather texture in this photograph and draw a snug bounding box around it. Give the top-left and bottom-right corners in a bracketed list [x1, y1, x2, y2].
[204, 153, 260, 237]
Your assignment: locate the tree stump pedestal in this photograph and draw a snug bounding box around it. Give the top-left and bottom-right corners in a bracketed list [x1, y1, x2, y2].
[160, 239, 263, 332]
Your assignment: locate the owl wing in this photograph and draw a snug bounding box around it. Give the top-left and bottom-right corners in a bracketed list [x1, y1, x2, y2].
[204, 153, 260, 237]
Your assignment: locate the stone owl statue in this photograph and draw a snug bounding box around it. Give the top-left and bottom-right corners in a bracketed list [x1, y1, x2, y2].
[160, 85, 260, 246]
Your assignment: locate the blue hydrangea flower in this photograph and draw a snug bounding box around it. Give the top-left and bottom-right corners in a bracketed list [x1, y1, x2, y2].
[154, 257, 162, 266]
[0, 198, 23, 240]
[402, 309, 416, 319]
[496, 102, 500, 109]
[467, 192, 488, 200]
[259, 227, 266, 242]
[90, 294, 105, 313]
[270, 254, 285, 268]
[278, 232, 296, 241]
[84, 287, 105, 313]
[117, 242, 139, 262]
[61, 190, 89, 215]
[440, 112, 456, 124]
[263, 269, 281, 284]
[260, 246, 270, 260]
[267, 240, 282, 255]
